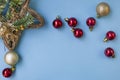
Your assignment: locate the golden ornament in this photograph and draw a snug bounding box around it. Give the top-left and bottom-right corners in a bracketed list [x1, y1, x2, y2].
[96, 2, 110, 18]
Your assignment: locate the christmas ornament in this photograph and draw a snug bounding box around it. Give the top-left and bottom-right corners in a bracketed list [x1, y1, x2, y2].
[2, 68, 12, 78]
[96, 2, 110, 18]
[2, 67, 15, 78]
[4, 51, 19, 66]
[72, 28, 83, 38]
[65, 17, 78, 27]
[65, 17, 83, 38]
[0, 0, 44, 78]
[104, 31, 116, 42]
[86, 17, 96, 31]
[104, 47, 115, 58]
[53, 16, 63, 28]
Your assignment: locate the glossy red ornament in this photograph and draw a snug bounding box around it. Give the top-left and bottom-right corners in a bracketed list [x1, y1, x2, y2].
[104, 31, 116, 42]
[53, 17, 63, 28]
[72, 28, 83, 38]
[86, 17, 96, 31]
[2, 68, 12, 78]
[65, 17, 78, 27]
[104, 47, 115, 58]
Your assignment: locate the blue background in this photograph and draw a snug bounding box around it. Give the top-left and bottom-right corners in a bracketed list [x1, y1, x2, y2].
[0, 0, 120, 80]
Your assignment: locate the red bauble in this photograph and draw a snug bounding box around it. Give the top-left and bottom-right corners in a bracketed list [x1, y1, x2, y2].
[73, 28, 83, 38]
[53, 18, 63, 28]
[104, 31, 116, 42]
[86, 17, 96, 31]
[104, 47, 115, 58]
[106, 31, 116, 40]
[65, 17, 78, 27]
[2, 68, 12, 78]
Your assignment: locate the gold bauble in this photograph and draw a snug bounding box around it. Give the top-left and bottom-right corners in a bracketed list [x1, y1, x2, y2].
[4, 51, 19, 66]
[96, 2, 110, 18]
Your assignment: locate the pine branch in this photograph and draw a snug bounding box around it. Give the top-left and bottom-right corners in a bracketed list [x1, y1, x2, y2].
[13, 14, 34, 28]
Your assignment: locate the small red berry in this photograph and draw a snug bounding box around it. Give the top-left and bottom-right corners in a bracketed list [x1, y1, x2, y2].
[65, 17, 78, 27]
[2, 68, 12, 78]
[104, 47, 115, 58]
[73, 28, 83, 38]
[53, 18, 63, 28]
[104, 31, 116, 42]
[86, 17, 96, 31]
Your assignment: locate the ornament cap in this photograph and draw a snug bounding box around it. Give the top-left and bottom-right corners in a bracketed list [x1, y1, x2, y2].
[11, 66, 16, 72]
[97, 14, 101, 18]
[71, 28, 75, 32]
[89, 27, 93, 31]
[112, 54, 115, 58]
[104, 38, 108, 42]
[64, 18, 69, 22]
[56, 16, 60, 19]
